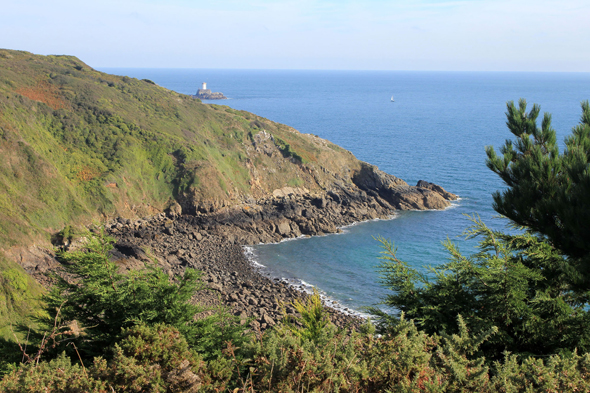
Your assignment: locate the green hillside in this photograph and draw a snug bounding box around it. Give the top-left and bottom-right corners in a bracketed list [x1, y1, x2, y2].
[0, 49, 368, 336]
[0, 49, 362, 249]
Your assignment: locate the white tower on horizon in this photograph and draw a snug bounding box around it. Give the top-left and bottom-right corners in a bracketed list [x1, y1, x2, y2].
[201, 82, 207, 90]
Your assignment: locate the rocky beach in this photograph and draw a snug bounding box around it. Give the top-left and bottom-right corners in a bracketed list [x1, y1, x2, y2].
[11, 168, 457, 333]
[99, 177, 457, 332]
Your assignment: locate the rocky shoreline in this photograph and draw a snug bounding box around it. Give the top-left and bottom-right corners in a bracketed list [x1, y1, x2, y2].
[101, 180, 457, 332]
[11, 170, 457, 333]
[106, 213, 364, 331]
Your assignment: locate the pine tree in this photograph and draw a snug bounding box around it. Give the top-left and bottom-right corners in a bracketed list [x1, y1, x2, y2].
[486, 99, 590, 283]
[38, 231, 247, 361]
[372, 100, 590, 358]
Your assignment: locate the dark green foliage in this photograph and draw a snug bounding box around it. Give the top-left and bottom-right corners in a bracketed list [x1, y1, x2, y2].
[51, 225, 79, 247]
[486, 99, 590, 283]
[274, 136, 305, 163]
[188, 306, 251, 361]
[39, 231, 248, 361]
[372, 218, 590, 359]
[372, 101, 590, 360]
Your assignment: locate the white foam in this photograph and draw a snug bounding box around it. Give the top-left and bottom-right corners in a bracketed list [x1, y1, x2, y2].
[241, 247, 368, 319]
[242, 246, 266, 268]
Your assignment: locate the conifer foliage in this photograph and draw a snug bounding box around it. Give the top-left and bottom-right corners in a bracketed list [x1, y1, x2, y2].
[40, 231, 246, 361]
[486, 99, 590, 281]
[373, 100, 590, 358]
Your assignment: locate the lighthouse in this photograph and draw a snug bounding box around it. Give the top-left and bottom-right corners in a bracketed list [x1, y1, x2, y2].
[194, 82, 226, 100]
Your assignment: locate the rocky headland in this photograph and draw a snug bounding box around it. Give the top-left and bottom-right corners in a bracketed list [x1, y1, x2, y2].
[0, 49, 457, 333]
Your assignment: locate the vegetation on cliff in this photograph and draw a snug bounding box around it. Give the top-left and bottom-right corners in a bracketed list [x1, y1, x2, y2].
[0, 49, 364, 249]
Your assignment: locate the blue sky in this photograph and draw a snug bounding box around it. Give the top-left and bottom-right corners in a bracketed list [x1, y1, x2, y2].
[3, 0, 589, 71]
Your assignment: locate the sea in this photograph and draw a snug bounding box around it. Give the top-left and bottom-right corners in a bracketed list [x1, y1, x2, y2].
[101, 68, 590, 315]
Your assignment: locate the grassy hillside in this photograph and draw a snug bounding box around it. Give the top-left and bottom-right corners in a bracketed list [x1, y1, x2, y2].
[0, 49, 369, 335]
[0, 49, 362, 250]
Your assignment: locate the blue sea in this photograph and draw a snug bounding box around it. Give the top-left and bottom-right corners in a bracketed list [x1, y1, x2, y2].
[102, 68, 590, 314]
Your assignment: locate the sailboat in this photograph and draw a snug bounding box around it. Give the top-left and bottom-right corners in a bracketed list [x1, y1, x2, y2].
[390, 95, 395, 102]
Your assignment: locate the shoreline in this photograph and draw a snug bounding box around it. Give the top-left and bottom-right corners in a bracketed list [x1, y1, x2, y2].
[104, 211, 368, 332]
[240, 198, 461, 319]
[243, 245, 369, 319]
[239, 214, 405, 318]
[105, 190, 459, 328]
[16, 180, 458, 332]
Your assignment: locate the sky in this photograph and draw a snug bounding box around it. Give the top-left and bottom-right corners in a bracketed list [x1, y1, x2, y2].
[2, 0, 589, 72]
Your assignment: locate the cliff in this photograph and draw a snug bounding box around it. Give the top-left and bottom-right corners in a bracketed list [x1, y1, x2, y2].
[0, 49, 456, 249]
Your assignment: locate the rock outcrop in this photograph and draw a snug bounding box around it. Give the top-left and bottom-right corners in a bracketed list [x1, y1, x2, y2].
[181, 178, 456, 246]
[194, 88, 226, 100]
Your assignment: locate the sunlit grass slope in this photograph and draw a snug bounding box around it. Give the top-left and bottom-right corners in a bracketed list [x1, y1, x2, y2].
[0, 49, 358, 249]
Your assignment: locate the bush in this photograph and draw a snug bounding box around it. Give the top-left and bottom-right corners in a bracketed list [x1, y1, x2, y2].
[36, 230, 249, 362]
[0, 324, 233, 392]
[371, 101, 590, 359]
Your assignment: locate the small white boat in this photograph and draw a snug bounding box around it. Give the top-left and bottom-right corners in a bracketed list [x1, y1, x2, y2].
[390, 96, 395, 102]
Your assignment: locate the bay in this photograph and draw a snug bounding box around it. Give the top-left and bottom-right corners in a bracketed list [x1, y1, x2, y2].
[101, 68, 590, 313]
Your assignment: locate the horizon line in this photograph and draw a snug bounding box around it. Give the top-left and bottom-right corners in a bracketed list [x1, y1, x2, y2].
[95, 66, 590, 74]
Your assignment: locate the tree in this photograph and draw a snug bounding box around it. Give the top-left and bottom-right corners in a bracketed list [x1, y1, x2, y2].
[372, 101, 590, 358]
[486, 99, 590, 284]
[38, 231, 247, 361]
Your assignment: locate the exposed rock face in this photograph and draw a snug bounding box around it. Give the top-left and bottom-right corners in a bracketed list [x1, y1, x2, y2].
[194, 88, 226, 100]
[416, 180, 458, 201]
[4, 246, 60, 287]
[352, 162, 457, 211]
[181, 176, 456, 246]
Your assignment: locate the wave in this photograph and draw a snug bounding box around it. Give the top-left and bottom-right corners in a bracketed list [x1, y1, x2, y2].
[242, 245, 368, 318]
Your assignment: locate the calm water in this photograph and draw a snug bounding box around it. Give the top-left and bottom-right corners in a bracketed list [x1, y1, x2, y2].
[102, 68, 590, 313]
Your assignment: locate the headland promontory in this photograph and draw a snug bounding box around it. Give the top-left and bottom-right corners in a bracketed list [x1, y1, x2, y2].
[0, 49, 456, 332]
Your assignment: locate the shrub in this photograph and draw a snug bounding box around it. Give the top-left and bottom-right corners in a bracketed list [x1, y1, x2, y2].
[37, 230, 249, 362]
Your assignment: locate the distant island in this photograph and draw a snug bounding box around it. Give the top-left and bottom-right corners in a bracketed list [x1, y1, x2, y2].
[194, 82, 226, 99]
